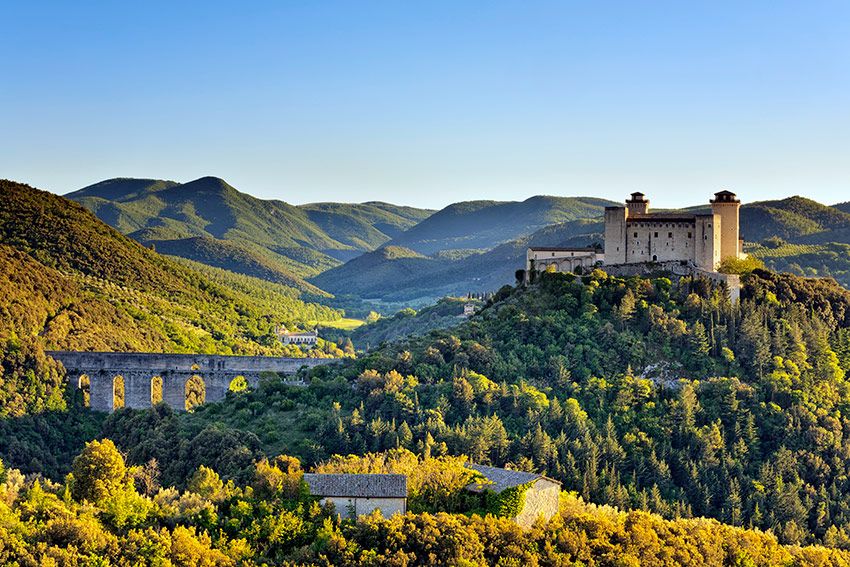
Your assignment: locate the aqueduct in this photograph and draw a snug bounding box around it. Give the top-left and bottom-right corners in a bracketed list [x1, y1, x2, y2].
[48, 351, 337, 413]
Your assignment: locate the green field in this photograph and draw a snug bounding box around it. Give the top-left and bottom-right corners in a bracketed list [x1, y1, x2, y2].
[313, 317, 365, 331]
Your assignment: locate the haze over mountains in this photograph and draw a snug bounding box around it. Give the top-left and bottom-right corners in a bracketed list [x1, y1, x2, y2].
[66, 176, 850, 308]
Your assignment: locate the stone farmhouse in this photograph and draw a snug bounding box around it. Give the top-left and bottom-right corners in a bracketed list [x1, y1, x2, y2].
[466, 464, 561, 528]
[303, 473, 407, 519]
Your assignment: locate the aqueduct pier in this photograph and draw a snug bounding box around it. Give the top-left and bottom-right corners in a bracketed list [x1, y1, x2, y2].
[47, 351, 337, 413]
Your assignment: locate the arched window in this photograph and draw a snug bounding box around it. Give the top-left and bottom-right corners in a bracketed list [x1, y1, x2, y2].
[113, 376, 125, 410]
[185, 375, 206, 411]
[151, 376, 163, 405]
[78, 375, 90, 408]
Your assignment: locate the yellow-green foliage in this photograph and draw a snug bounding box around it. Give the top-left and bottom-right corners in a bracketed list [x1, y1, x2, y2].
[3, 448, 850, 566]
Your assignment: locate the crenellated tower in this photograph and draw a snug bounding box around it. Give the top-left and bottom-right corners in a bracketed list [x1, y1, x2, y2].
[710, 190, 741, 262]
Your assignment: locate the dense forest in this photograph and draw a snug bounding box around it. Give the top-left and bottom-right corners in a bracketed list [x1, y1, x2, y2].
[7, 264, 850, 554]
[9, 176, 850, 561]
[3, 442, 850, 566]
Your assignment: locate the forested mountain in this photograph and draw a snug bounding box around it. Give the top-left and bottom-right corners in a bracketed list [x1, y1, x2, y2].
[67, 177, 434, 281]
[387, 195, 615, 255]
[319, 195, 850, 305]
[0, 179, 348, 418]
[9, 261, 850, 552]
[311, 218, 603, 304]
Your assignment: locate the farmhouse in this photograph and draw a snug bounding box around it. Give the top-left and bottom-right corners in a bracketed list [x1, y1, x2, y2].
[303, 473, 407, 519]
[466, 464, 561, 528]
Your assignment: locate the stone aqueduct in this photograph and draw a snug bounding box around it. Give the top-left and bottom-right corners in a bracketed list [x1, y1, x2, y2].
[48, 351, 337, 413]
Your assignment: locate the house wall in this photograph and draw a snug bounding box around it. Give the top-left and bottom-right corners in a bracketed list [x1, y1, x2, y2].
[319, 496, 406, 519]
[514, 478, 560, 528]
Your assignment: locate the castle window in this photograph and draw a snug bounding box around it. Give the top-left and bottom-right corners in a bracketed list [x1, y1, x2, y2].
[654, 232, 658, 237]
[688, 232, 692, 238]
[634, 232, 638, 238]
[668, 232, 673, 238]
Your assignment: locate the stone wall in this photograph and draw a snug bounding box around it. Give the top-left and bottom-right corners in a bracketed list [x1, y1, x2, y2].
[48, 351, 337, 413]
[601, 262, 741, 303]
[320, 496, 407, 519]
[514, 478, 560, 528]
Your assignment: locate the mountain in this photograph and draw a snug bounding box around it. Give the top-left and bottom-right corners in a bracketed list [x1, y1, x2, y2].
[683, 196, 850, 243]
[311, 219, 603, 304]
[0, 179, 342, 355]
[67, 177, 434, 279]
[387, 195, 616, 255]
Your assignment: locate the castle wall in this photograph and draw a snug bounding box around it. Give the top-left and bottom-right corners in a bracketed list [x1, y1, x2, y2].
[624, 219, 697, 264]
[695, 214, 720, 271]
[603, 207, 627, 264]
[526, 249, 600, 278]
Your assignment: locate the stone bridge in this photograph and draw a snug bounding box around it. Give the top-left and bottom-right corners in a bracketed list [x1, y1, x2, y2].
[47, 351, 338, 413]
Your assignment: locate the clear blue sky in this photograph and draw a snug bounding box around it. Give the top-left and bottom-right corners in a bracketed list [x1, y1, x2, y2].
[1, 1, 848, 208]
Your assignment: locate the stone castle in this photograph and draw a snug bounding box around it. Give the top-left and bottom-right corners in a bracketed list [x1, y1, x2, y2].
[603, 190, 744, 271]
[526, 190, 744, 277]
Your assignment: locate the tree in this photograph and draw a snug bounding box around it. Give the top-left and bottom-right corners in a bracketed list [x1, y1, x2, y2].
[71, 439, 127, 504]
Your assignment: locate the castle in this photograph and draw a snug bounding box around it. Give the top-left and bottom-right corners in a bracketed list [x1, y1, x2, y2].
[604, 190, 744, 271]
[526, 190, 745, 278]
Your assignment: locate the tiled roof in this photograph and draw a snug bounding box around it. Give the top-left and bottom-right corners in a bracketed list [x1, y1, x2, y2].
[465, 464, 560, 493]
[303, 473, 407, 498]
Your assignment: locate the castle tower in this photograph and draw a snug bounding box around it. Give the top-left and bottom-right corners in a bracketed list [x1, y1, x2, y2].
[625, 192, 649, 215]
[710, 190, 741, 262]
[604, 206, 628, 264]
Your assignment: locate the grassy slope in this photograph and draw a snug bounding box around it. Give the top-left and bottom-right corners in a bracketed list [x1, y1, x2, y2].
[0, 179, 342, 354]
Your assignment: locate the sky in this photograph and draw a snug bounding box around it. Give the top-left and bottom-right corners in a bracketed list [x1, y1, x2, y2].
[1, 1, 848, 209]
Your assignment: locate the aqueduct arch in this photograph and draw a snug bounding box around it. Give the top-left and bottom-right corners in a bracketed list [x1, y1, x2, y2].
[49, 351, 336, 413]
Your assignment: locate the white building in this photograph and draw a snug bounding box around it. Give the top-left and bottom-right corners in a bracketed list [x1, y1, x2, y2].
[466, 464, 561, 528]
[525, 247, 602, 280]
[278, 327, 318, 347]
[303, 473, 407, 519]
[604, 191, 744, 271]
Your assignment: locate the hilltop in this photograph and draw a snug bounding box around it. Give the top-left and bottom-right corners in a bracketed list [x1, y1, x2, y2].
[387, 195, 615, 255]
[67, 176, 434, 280]
[0, 179, 343, 356]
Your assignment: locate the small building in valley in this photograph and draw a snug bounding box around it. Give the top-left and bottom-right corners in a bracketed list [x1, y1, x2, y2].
[303, 473, 407, 519]
[466, 464, 561, 528]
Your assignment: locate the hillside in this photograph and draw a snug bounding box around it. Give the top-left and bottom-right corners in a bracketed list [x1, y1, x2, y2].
[10, 266, 850, 554]
[321, 195, 850, 307]
[311, 218, 603, 305]
[67, 176, 433, 278]
[388, 195, 615, 255]
[0, 179, 343, 356]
